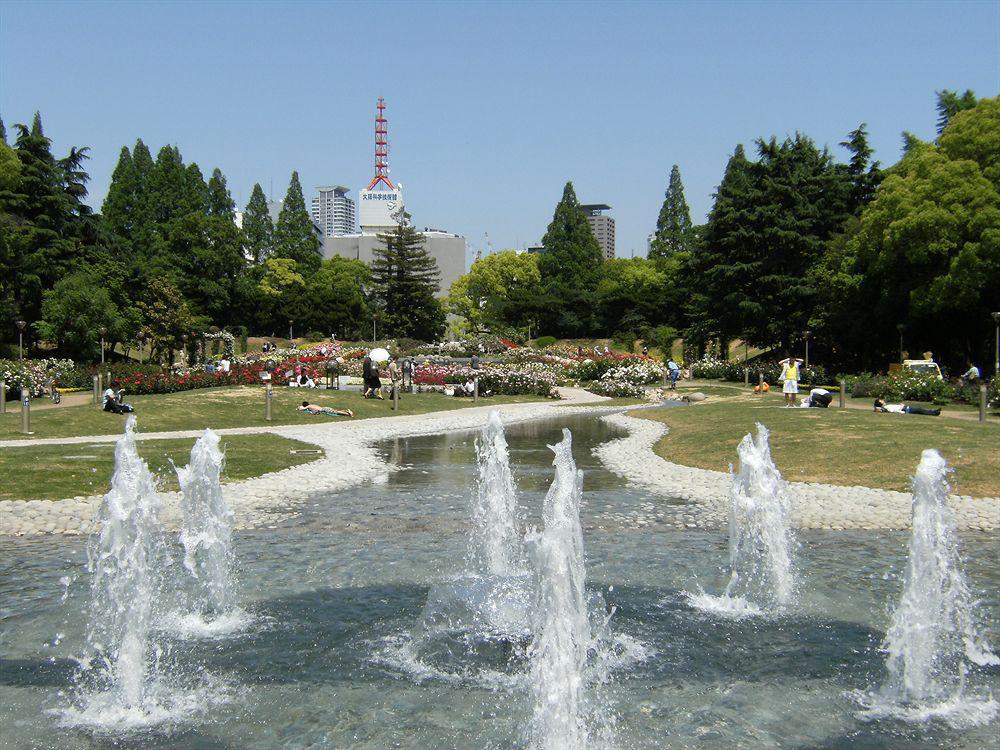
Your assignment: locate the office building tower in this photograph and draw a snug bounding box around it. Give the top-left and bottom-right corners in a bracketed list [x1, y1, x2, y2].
[580, 204, 615, 260]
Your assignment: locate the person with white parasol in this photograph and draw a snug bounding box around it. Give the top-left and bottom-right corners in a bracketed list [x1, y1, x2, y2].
[364, 348, 391, 399]
[778, 355, 804, 407]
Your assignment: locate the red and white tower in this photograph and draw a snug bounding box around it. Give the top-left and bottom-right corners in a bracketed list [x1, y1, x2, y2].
[368, 97, 395, 191]
[358, 97, 404, 233]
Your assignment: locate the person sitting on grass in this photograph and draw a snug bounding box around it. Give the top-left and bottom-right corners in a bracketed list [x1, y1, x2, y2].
[298, 401, 353, 417]
[873, 398, 941, 416]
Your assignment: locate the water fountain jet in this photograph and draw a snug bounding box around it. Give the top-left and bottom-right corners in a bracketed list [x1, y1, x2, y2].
[856, 449, 998, 728]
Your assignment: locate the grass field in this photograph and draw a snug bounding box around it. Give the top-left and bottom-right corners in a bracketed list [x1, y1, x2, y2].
[639, 388, 1000, 497]
[0, 386, 548, 441]
[0, 433, 324, 502]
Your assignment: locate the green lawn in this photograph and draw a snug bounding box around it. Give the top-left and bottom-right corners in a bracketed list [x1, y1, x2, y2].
[1, 386, 547, 441]
[638, 389, 1000, 496]
[0, 433, 324, 501]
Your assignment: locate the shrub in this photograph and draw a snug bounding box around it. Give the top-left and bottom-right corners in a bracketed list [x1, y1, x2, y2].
[534, 335, 557, 349]
[612, 331, 637, 353]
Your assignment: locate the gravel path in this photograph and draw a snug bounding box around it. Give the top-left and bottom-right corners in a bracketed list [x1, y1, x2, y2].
[0, 389, 614, 537]
[593, 412, 999, 531]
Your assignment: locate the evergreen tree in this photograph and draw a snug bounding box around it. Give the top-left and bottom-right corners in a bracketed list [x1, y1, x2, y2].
[649, 165, 693, 258]
[840, 124, 882, 212]
[274, 171, 321, 275]
[372, 214, 446, 341]
[243, 182, 273, 263]
[183, 163, 209, 215]
[207, 167, 236, 219]
[936, 89, 978, 135]
[0, 116, 6, 143]
[536, 181, 604, 336]
[148, 145, 188, 225]
[102, 146, 136, 237]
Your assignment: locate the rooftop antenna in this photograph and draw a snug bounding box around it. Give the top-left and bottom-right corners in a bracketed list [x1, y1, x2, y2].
[367, 97, 395, 191]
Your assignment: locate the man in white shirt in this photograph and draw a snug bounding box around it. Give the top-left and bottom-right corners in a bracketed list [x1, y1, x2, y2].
[218, 357, 231, 373]
[874, 399, 940, 416]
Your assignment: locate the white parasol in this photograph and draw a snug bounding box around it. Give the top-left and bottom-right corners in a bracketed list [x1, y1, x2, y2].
[369, 347, 391, 363]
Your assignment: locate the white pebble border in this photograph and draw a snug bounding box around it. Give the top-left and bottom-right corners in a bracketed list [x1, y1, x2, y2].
[0, 389, 619, 537]
[593, 412, 999, 531]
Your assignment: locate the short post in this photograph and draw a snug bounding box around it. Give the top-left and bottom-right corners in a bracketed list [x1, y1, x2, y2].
[758, 372, 764, 395]
[265, 383, 273, 421]
[392, 383, 399, 411]
[980, 383, 988, 424]
[473, 376, 479, 404]
[662, 367, 668, 388]
[0, 380, 6, 414]
[93, 375, 100, 405]
[744, 366, 749, 389]
[839, 379, 846, 409]
[20, 388, 31, 434]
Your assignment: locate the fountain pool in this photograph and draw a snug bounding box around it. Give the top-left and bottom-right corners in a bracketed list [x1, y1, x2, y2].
[1, 413, 997, 748]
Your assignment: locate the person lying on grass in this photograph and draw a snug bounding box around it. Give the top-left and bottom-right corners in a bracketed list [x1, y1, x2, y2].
[873, 398, 940, 416]
[297, 401, 353, 417]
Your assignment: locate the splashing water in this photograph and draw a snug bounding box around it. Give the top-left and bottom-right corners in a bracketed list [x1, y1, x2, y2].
[60, 418, 235, 731]
[62, 417, 169, 727]
[855, 449, 998, 728]
[524, 429, 614, 749]
[171, 430, 248, 636]
[377, 412, 532, 684]
[687, 423, 795, 618]
[469, 410, 524, 577]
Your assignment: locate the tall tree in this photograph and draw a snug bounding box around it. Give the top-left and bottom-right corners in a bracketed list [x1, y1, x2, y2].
[207, 167, 236, 219]
[148, 145, 188, 225]
[274, 171, 321, 275]
[102, 146, 136, 237]
[936, 89, 978, 135]
[536, 181, 604, 336]
[840, 123, 883, 212]
[243, 182, 273, 264]
[372, 214, 445, 341]
[183, 162, 209, 215]
[649, 165, 693, 258]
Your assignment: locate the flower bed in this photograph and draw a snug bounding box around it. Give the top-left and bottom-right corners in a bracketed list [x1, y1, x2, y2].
[587, 380, 646, 399]
[599, 361, 665, 385]
[0, 358, 77, 396]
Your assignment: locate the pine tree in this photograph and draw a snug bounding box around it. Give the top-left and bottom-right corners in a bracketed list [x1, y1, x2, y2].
[936, 89, 977, 135]
[274, 171, 321, 274]
[372, 214, 445, 341]
[649, 165, 693, 259]
[0, 116, 6, 143]
[148, 145, 188, 225]
[535, 181, 604, 336]
[207, 167, 235, 219]
[102, 146, 135, 236]
[243, 183, 273, 264]
[840, 124, 882, 212]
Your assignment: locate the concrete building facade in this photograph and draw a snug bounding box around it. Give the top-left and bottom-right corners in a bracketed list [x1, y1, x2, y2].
[580, 203, 615, 260]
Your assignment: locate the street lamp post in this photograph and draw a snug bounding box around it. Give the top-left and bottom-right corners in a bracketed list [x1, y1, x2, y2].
[15, 320, 26, 361]
[99, 326, 107, 365]
[803, 330, 812, 372]
[139, 335, 147, 364]
[992, 312, 1000, 376]
[896, 323, 906, 363]
[288, 320, 293, 343]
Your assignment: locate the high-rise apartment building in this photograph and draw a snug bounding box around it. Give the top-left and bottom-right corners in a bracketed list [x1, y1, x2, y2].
[580, 204, 615, 260]
[311, 185, 356, 237]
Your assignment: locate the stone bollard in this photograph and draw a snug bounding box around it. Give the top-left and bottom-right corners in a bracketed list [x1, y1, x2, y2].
[839, 379, 846, 409]
[21, 388, 31, 434]
[980, 383, 988, 424]
[758, 372, 764, 395]
[93, 375, 100, 406]
[265, 383, 273, 421]
[392, 383, 399, 411]
[744, 367, 749, 388]
[473, 376, 479, 404]
[1, 379, 6, 414]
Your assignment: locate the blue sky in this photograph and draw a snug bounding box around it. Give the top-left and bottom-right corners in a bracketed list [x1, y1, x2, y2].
[1, 1, 997, 262]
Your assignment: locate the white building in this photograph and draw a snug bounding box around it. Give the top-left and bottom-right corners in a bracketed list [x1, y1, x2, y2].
[311, 185, 356, 237]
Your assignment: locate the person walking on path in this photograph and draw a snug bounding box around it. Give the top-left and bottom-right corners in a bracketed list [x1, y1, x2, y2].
[779, 356, 803, 407]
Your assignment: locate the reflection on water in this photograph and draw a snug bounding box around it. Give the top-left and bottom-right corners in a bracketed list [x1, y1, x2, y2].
[1, 412, 997, 749]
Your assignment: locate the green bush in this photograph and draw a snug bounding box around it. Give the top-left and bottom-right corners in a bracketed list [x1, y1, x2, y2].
[612, 331, 636, 353]
[644, 325, 677, 356]
[534, 335, 557, 349]
[587, 380, 646, 398]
